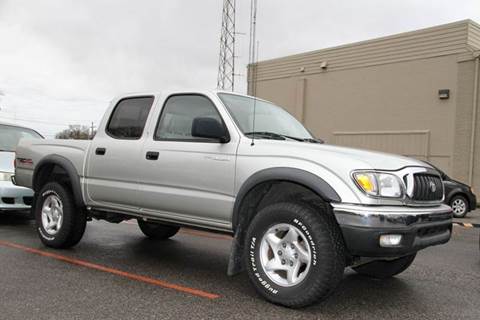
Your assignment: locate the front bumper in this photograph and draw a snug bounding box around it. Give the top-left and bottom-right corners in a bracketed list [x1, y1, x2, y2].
[332, 203, 452, 258]
[0, 180, 34, 211]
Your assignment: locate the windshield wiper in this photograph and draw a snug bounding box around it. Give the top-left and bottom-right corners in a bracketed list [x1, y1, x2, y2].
[244, 131, 324, 143]
[244, 131, 284, 140]
[244, 131, 304, 141]
[302, 138, 324, 144]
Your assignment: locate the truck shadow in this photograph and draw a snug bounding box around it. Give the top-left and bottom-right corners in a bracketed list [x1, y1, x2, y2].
[0, 211, 34, 226]
[123, 232, 421, 315]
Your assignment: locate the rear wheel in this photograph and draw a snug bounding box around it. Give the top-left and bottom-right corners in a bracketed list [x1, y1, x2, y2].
[35, 182, 87, 248]
[450, 195, 469, 218]
[137, 220, 179, 240]
[244, 202, 345, 308]
[352, 254, 416, 279]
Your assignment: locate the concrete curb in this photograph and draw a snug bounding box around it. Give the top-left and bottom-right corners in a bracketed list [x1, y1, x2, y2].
[453, 222, 480, 228]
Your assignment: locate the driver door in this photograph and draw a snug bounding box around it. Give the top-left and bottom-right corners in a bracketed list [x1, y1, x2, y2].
[137, 94, 238, 228]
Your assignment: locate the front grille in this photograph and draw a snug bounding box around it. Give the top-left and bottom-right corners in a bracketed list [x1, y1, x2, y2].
[412, 174, 443, 201]
[23, 197, 33, 206]
[1, 197, 15, 204]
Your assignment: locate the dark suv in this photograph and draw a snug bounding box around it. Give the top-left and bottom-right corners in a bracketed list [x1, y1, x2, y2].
[424, 162, 477, 218]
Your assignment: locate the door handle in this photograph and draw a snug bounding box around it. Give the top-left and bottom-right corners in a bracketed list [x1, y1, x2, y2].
[146, 151, 159, 160]
[95, 147, 106, 155]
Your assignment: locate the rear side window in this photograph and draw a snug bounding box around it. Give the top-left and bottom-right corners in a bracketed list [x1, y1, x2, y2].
[106, 96, 154, 139]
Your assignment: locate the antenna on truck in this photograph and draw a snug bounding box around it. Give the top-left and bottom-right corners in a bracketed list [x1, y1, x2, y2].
[249, 0, 258, 146]
[251, 41, 259, 146]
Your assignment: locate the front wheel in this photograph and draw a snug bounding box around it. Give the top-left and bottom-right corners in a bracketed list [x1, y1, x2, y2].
[450, 195, 469, 218]
[244, 202, 346, 308]
[35, 182, 87, 248]
[352, 254, 416, 279]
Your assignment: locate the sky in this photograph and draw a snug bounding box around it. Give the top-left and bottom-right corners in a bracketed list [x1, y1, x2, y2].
[0, 0, 479, 138]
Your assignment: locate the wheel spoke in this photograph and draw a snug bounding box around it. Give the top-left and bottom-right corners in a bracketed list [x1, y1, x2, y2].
[294, 242, 310, 263]
[283, 226, 299, 243]
[265, 258, 288, 272]
[265, 233, 281, 251]
[286, 260, 301, 284]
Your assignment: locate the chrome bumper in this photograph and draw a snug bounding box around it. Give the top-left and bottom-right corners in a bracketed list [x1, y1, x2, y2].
[331, 203, 452, 257]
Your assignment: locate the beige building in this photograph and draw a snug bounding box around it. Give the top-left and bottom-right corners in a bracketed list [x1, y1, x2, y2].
[247, 20, 480, 194]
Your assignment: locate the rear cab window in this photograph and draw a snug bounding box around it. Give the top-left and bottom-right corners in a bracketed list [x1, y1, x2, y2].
[106, 96, 154, 139]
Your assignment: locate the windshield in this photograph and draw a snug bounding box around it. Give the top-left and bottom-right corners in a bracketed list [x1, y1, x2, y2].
[218, 93, 313, 140]
[0, 124, 43, 152]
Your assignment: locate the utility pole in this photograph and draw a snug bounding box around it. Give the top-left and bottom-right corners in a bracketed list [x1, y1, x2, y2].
[90, 122, 96, 139]
[217, 0, 236, 91]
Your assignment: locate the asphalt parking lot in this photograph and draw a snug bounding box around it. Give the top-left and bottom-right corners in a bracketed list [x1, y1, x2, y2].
[0, 210, 479, 320]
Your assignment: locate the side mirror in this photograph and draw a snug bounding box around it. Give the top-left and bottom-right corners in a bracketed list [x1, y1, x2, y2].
[191, 117, 229, 143]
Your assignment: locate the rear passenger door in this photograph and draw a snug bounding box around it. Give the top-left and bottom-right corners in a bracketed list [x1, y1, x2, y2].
[85, 96, 154, 211]
[138, 94, 238, 229]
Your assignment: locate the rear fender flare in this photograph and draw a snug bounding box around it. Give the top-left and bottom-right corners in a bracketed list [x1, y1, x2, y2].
[33, 155, 84, 207]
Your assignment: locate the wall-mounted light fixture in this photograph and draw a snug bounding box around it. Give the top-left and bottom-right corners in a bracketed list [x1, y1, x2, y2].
[438, 89, 450, 99]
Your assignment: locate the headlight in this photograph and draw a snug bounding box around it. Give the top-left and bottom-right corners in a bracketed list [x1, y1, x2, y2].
[0, 172, 14, 182]
[353, 171, 403, 198]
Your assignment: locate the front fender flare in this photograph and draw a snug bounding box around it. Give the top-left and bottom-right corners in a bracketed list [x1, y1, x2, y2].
[227, 167, 341, 276]
[231, 167, 341, 231]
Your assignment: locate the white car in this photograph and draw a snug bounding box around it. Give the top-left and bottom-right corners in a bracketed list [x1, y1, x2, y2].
[0, 122, 42, 212]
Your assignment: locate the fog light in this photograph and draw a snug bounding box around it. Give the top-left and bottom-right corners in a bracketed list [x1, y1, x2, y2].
[379, 234, 402, 247]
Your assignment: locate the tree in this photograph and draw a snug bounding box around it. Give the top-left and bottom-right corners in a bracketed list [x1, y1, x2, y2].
[55, 125, 95, 140]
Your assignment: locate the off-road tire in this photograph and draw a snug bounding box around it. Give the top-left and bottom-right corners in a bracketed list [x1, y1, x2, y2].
[244, 202, 346, 308]
[137, 220, 180, 240]
[352, 254, 416, 279]
[35, 182, 87, 248]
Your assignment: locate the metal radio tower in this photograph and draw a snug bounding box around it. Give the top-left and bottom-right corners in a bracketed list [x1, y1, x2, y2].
[217, 0, 236, 91]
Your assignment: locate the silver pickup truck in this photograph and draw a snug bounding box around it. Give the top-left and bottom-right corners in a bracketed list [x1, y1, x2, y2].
[14, 91, 452, 307]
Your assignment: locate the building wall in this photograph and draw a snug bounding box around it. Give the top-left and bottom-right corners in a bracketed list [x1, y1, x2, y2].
[453, 58, 480, 192]
[253, 55, 459, 175]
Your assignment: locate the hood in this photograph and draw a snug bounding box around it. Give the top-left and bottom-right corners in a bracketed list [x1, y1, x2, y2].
[309, 143, 427, 170]
[0, 151, 15, 173]
[257, 140, 430, 171]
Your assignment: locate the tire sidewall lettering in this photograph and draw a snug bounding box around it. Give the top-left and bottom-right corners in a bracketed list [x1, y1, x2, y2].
[293, 218, 317, 266]
[249, 236, 279, 295]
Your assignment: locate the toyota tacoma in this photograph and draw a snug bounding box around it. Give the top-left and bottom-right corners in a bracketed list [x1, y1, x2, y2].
[13, 91, 452, 307]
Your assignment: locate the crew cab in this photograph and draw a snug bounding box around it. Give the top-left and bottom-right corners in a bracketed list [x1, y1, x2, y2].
[14, 91, 453, 308]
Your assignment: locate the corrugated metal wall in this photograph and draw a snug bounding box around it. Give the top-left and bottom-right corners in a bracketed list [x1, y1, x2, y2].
[249, 20, 475, 88]
[333, 130, 430, 160]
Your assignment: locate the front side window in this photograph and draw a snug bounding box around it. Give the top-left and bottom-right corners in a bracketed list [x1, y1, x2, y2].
[0, 125, 43, 152]
[218, 93, 312, 140]
[107, 96, 154, 139]
[155, 95, 223, 141]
